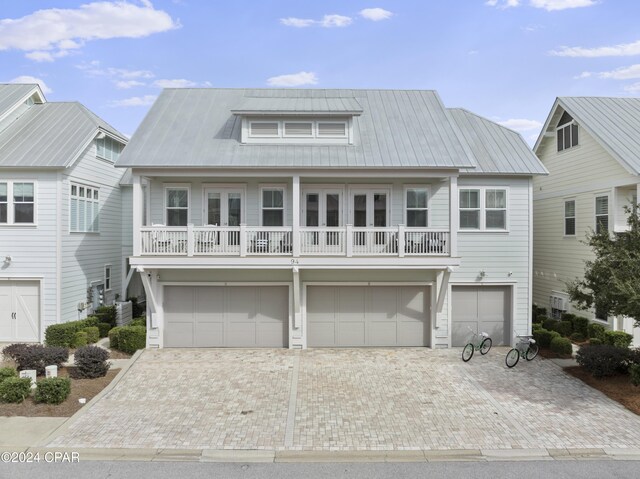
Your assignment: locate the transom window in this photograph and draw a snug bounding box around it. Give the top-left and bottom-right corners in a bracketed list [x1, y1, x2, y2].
[70, 183, 99, 232]
[0, 181, 35, 225]
[249, 122, 279, 137]
[165, 187, 189, 226]
[261, 187, 285, 226]
[595, 195, 609, 234]
[96, 136, 124, 162]
[459, 187, 508, 231]
[405, 188, 428, 227]
[564, 200, 576, 236]
[556, 111, 578, 152]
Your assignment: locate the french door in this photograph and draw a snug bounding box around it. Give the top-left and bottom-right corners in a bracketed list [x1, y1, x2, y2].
[302, 189, 342, 249]
[204, 187, 243, 247]
[350, 189, 390, 247]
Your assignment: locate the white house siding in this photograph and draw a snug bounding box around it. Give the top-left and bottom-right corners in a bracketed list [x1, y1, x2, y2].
[0, 170, 58, 338]
[533, 126, 638, 323]
[446, 176, 532, 347]
[60, 141, 124, 322]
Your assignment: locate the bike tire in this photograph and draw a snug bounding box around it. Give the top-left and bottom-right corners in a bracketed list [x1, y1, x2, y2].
[505, 348, 520, 368]
[526, 343, 539, 361]
[480, 338, 492, 355]
[462, 343, 474, 362]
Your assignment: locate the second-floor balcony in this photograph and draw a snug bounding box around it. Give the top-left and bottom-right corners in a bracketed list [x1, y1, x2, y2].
[140, 225, 450, 258]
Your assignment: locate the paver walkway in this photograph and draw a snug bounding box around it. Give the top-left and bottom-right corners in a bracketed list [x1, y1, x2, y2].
[48, 348, 640, 451]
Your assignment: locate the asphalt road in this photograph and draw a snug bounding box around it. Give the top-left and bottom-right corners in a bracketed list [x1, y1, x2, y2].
[0, 460, 638, 479]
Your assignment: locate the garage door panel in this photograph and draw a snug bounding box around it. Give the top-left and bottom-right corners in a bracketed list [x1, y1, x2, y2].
[452, 321, 477, 347]
[338, 322, 366, 346]
[195, 287, 224, 323]
[367, 288, 397, 321]
[257, 287, 288, 322]
[398, 288, 426, 323]
[195, 323, 224, 347]
[307, 322, 335, 347]
[397, 321, 424, 346]
[166, 322, 195, 348]
[369, 322, 397, 346]
[227, 287, 256, 321]
[337, 287, 366, 322]
[227, 322, 256, 347]
[256, 323, 287, 347]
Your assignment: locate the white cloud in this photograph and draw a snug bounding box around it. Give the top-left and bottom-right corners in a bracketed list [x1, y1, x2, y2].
[624, 82, 640, 93]
[8, 75, 52, 94]
[530, 0, 596, 11]
[0, 1, 179, 62]
[485, 0, 521, 8]
[110, 94, 157, 107]
[113, 68, 155, 79]
[596, 64, 640, 80]
[280, 14, 352, 28]
[551, 40, 640, 57]
[574, 71, 592, 79]
[115, 80, 145, 89]
[267, 71, 318, 87]
[498, 118, 543, 132]
[359, 8, 393, 21]
[153, 79, 199, 88]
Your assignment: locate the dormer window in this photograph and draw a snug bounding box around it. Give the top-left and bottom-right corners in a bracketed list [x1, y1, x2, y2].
[284, 122, 313, 137]
[556, 111, 578, 152]
[245, 118, 351, 144]
[249, 122, 279, 137]
[317, 122, 347, 138]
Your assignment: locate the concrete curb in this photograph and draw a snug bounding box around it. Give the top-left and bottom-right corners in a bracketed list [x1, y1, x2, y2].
[15, 447, 640, 463]
[37, 349, 144, 447]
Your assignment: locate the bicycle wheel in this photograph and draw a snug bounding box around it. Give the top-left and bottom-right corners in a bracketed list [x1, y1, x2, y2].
[505, 348, 520, 368]
[526, 343, 539, 361]
[462, 343, 474, 362]
[480, 338, 492, 355]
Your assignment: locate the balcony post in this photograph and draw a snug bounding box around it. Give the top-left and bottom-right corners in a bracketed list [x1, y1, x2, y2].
[187, 223, 194, 257]
[240, 223, 247, 257]
[398, 224, 405, 257]
[449, 176, 458, 257]
[132, 172, 142, 256]
[292, 175, 300, 257]
[346, 224, 353, 257]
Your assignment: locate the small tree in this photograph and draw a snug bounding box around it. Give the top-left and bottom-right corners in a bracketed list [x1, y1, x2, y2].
[567, 205, 640, 327]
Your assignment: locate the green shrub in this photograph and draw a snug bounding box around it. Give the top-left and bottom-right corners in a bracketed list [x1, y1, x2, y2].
[589, 338, 603, 345]
[108, 326, 121, 350]
[113, 326, 146, 354]
[603, 330, 633, 349]
[74, 345, 110, 379]
[94, 305, 117, 327]
[588, 323, 607, 341]
[129, 317, 146, 328]
[554, 320, 573, 337]
[533, 328, 560, 349]
[570, 332, 586, 342]
[13, 345, 69, 376]
[551, 336, 573, 356]
[0, 367, 17, 383]
[73, 331, 88, 348]
[45, 317, 101, 347]
[97, 322, 112, 338]
[532, 322, 543, 331]
[542, 318, 557, 331]
[630, 364, 640, 387]
[0, 377, 32, 403]
[561, 312, 577, 323]
[83, 327, 99, 344]
[576, 344, 631, 378]
[83, 316, 99, 328]
[573, 316, 590, 338]
[34, 377, 71, 405]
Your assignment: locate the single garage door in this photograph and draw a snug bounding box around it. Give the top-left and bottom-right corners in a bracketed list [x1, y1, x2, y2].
[307, 286, 429, 347]
[451, 286, 511, 347]
[0, 281, 40, 342]
[164, 285, 288, 347]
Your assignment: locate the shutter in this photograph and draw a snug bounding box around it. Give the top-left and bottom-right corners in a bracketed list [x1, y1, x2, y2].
[250, 122, 279, 136]
[284, 122, 312, 136]
[318, 122, 346, 137]
[70, 198, 78, 232]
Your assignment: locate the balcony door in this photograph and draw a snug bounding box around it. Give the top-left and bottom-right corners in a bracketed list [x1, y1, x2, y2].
[302, 189, 342, 249]
[204, 187, 243, 247]
[350, 189, 390, 248]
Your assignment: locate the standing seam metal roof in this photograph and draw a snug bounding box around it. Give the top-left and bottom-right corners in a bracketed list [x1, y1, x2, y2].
[0, 84, 39, 119]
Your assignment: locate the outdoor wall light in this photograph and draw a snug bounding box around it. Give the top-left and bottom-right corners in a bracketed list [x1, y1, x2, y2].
[479, 270, 486, 278]
[3, 256, 11, 264]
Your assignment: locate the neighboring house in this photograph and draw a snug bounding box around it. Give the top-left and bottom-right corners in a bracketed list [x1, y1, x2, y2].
[0, 83, 129, 343]
[533, 97, 640, 345]
[116, 88, 546, 349]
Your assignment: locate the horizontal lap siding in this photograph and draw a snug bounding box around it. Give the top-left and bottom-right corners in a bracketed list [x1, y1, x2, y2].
[61, 142, 125, 322]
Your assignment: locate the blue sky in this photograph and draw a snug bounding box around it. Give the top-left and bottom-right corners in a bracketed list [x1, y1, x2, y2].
[2, 0, 640, 142]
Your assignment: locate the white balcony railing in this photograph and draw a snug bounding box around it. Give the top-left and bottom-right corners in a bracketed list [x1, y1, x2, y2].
[140, 225, 449, 257]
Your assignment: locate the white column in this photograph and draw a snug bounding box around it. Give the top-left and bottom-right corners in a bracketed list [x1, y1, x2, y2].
[292, 175, 300, 257]
[449, 176, 458, 257]
[132, 173, 142, 257]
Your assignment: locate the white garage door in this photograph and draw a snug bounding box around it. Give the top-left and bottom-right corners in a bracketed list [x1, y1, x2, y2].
[164, 285, 289, 347]
[307, 286, 429, 347]
[0, 281, 40, 342]
[451, 286, 511, 347]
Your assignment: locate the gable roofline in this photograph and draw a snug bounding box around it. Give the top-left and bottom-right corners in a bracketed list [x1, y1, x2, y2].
[0, 84, 46, 124]
[534, 97, 640, 176]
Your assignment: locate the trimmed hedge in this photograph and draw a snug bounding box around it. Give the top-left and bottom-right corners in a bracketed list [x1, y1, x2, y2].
[3, 343, 30, 362]
[13, 345, 69, 376]
[570, 332, 586, 342]
[533, 328, 560, 349]
[0, 377, 32, 403]
[0, 367, 17, 383]
[588, 323, 607, 342]
[108, 326, 121, 350]
[542, 318, 557, 331]
[589, 338, 603, 345]
[94, 305, 117, 327]
[97, 322, 112, 338]
[603, 330, 633, 349]
[74, 346, 110, 379]
[73, 331, 88, 348]
[551, 336, 573, 356]
[555, 320, 573, 337]
[34, 377, 71, 405]
[110, 326, 146, 354]
[83, 327, 100, 344]
[45, 317, 100, 348]
[130, 317, 146, 328]
[572, 316, 590, 338]
[576, 344, 631, 378]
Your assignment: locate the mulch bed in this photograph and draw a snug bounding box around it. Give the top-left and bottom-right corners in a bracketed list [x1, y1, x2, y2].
[565, 366, 640, 416]
[0, 367, 119, 417]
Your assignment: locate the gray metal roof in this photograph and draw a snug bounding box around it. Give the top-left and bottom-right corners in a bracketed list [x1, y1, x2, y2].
[448, 108, 548, 175]
[231, 96, 363, 115]
[535, 97, 640, 175]
[0, 102, 127, 168]
[117, 88, 480, 169]
[0, 84, 40, 119]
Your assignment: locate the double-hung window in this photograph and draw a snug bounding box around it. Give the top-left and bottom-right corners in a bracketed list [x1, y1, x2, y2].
[485, 189, 507, 229]
[0, 181, 36, 225]
[459, 189, 481, 229]
[564, 200, 576, 236]
[70, 183, 99, 232]
[165, 187, 189, 226]
[595, 195, 609, 234]
[459, 187, 508, 231]
[262, 187, 284, 226]
[405, 188, 428, 227]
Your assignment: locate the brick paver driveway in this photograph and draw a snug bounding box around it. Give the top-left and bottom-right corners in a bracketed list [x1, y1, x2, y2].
[49, 348, 640, 451]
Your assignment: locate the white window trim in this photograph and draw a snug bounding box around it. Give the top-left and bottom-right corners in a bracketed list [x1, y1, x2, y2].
[0, 180, 38, 226]
[564, 198, 576, 237]
[316, 121, 348, 138]
[556, 121, 579, 153]
[249, 121, 280, 138]
[163, 183, 191, 226]
[283, 121, 314, 138]
[403, 185, 430, 228]
[245, 118, 351, 144]
[300, 185, 346, 227]
[201, 183, 247, 226]
[259, 184, 287, 226]
[458, 186, 509, 233]
[594, 193, 610, 234]
[70, 181, 100, 233]
[104, 264, 112, 292]
[347, 185, 392, 227]
[96, 135, 124, 162]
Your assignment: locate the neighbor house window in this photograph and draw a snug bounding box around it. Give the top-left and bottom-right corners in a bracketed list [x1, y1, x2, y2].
[595, 195, 609, 234]
[405, 188, 428, 227]
[96, 136, 124, 162]
[104, 265, 112, 291]
[556, 112, 578, 152]
[459, 189, 480, 229]
[564, 200, 576, 236]
[262, 187, 284, 226]
[165, 187, 189, 226]
[485, 189, 507, 229]
[0, 181, 36, 225]
[70, 183, 99, 232]
[0, 183, 7, 224]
